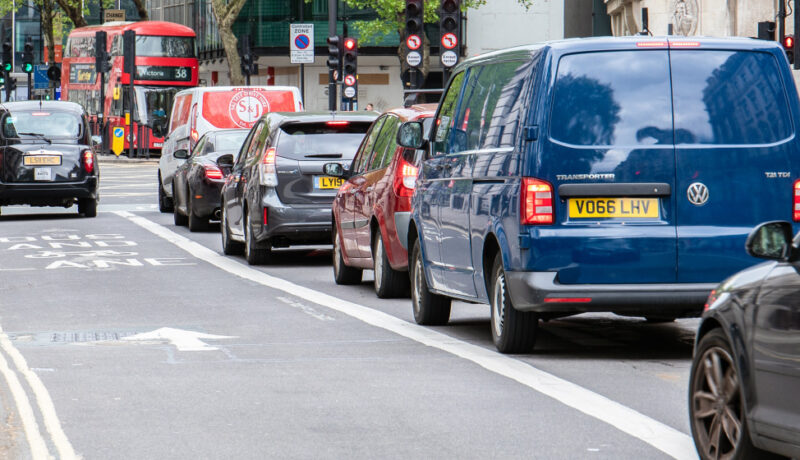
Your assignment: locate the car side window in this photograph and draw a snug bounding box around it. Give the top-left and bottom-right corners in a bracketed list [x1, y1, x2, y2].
[190, 136, 207, 159]
[246, 123, 267, 164]
[369, 115, 400, 170]
[431, 71, 466, 157]
[352, 117, 386, 174]
[235, 124, 259, 168]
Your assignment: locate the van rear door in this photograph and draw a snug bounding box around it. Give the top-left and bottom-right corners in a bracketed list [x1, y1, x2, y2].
[539, 48, 677, 284]
[670, 47, 800, 282]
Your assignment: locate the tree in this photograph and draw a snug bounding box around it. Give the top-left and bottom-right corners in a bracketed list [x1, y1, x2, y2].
[211, 0, 248, 85]
[344, 0, 533, 86]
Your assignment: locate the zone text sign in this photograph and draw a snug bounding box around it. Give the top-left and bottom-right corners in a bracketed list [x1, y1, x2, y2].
[290, 24, 314, 64]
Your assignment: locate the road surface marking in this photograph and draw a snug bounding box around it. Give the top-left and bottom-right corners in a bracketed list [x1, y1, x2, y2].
[0, 325, 78, 459]
[116, 211, 697, 460]
[122, 327, 236, 351]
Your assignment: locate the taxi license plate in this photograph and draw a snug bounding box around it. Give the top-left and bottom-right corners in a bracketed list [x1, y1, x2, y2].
[154, 142, 163, 147]
[34, 168, 52, 181]
[569, 198, 659, 219]
[24, 155, 61, 166]
[315, 176, 344, 189]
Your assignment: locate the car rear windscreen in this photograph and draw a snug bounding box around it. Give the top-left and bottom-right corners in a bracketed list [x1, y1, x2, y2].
[3, 111, 83, 139]
[276, 122, 372, 160]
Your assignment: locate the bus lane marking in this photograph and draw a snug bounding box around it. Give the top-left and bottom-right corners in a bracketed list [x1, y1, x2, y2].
[116, 210, 697, 460]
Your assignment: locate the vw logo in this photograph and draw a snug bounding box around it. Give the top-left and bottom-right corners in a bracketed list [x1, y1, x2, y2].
[687, 182, 709, 206]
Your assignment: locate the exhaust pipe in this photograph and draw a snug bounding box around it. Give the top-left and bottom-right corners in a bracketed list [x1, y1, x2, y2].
[213, 209, 222, 220]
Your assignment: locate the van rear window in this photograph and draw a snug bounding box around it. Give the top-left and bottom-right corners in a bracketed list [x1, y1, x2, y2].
[671, 51, 792, 145]
[201, 90, 297, 129]
[551, 51, 673, 147]
[276, 122, 372, 160]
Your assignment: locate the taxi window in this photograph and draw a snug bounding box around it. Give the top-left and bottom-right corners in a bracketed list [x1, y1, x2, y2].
[3, 111, 83, 139]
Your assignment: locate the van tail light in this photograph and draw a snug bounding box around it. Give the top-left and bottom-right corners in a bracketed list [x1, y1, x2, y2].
[204, 164, 224, 180]
[794, 180, 800, 222]
[190, 129, 199, 143]
[326, 121, 350, 127]
[393, 158, 418, 197]
[521, 178, 554, 225]
[259, 147, 278, 186]
[82, 149, 94, 174]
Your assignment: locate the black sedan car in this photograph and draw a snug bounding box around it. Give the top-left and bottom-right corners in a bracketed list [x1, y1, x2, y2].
[220, 111, 376, 264]
[689, 220, 800, 459]
[0, 101, 98, 217]
[172, 129, 249, 231]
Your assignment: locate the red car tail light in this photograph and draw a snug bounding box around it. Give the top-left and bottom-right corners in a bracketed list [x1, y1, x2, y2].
[259, 147, 278, 186]
[393, 158, 419, 197]
[204, 164, 224, 180]
[521, 178, 554, 225]
[82, 149, 94, 174]
[794, 179, 800, 222]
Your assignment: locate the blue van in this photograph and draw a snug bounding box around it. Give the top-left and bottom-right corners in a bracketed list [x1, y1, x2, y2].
[397, 37, 800, 353]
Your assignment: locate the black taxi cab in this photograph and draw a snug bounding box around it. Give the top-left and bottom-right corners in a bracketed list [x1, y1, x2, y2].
[0, 101, 99, 217]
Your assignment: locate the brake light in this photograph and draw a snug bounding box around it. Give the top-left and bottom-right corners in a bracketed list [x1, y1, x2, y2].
[704, 289, 717, 311]
[190, 129, 198, 143]
[82, 149, 94, 174]
[263, 208, 269, 226]
[636, 41, 667, 48]
[204, 164, 223, 180]
[521, 178, 554, 225]
[544, 298, 592, 303]
[670, 41, 701, 47]
[259, 147, 278, 186]
[393, 158, 419, 197]
[794, 180, 800, 221]
[326, 121, 350, 126]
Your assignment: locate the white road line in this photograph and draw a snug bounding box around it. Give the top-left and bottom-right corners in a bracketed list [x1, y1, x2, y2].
[0, 340, 51, 459]
[116, 211, 697, 460]
[0, 326, 78, 459]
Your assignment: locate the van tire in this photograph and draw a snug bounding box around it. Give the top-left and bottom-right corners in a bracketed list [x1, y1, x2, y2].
[333, 225, 362, 285]
[410, 239, 451, 325]
[373, 231, 408, 298]
[244, 210, 270, 265]
[220, 203, 243, 256]
[490, 253, 538, 353]
[158, 172, 173, 212]
[188, 194, 208, 232]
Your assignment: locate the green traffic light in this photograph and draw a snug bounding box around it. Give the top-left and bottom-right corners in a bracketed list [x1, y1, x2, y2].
[23, 63, 33, 73]
[2, 63, 10, 72]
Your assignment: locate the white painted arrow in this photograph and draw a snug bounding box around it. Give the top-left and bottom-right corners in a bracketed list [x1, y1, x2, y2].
[122, 327, 236, 351]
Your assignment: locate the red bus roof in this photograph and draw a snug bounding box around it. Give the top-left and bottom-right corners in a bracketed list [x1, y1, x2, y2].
[68, 21, 195, 38]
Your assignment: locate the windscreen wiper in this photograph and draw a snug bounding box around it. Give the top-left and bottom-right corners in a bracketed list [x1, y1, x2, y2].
[18, 132, 52, 144]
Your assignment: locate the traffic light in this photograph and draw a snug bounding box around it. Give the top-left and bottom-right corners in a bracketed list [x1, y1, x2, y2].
[239, 34, 256, 77]
[784, 35, 794, 65]
[326, 35, 342, 80]
[123, 30, 136, 76]
[22, 37, 33, 73]
[405, 0, 424, 38]
[95, 31, 109, 73]
[0, 74, 4, 85]
[439, 0, 461, 70]
[2, 41, 11, 73]
[342, 38, 358, 102]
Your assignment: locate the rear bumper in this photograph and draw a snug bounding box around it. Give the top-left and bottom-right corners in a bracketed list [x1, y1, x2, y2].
[191, 181, 223, 218]
[256, 199, 332, 245]
[0, 178, 98, 205]
[505, 271, 713, 316]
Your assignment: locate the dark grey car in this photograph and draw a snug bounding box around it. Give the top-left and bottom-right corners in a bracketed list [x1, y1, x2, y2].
[220, 112, 377, 264]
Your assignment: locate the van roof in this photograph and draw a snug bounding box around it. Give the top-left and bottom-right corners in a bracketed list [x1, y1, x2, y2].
[175, 86, 301, 97]
[457, 36, 784, 69]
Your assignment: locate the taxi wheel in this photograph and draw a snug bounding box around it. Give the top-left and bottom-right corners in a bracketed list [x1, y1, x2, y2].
[410, 239, 450, 325]
[158, 172, 173, 213]
[490, 253, 537, 353]
[332, 225, 362, 285]
[220, 203, 243, 256]
[78, 198, 97, 218]
[373, 231, 408, 298]
[188, 194, 208, 232]
[244, 210, 270, 265]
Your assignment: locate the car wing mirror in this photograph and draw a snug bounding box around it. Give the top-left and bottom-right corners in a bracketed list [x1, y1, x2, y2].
[217, 154, 235, 170]
[173, 149, 189, 160]
[746, 221, 795, 261]
[396, 121, 427, 150]
[323, 162, 349, 178]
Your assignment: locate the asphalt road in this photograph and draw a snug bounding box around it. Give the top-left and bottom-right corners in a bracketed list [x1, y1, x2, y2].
[0, 160, 701, 459]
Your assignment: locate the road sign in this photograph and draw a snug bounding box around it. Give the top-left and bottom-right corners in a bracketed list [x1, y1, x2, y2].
[290, 23, 314, 64]
[112, 127, 124, 156]
[344, 75, 356, 86]
[406, 34, 421, 51]
[441, 50, 458, 67]
[441, 32, 458, 50]
[33, 65, 49, 89]
[343, 86, 356, 98]
[406, 51, 422, 67]
[104, 9, 125, 22]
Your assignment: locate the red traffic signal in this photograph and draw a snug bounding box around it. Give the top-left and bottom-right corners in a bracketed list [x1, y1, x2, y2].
[784, 35, 795, 50]
[344, 38, 356, 51]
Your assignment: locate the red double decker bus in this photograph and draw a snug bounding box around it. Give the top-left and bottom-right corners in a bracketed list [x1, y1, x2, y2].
[62, 21, 198, 152]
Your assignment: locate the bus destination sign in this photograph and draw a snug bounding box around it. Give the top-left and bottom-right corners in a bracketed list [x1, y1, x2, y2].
[69, 64, 97, 84]
[135, 66, 192, 82]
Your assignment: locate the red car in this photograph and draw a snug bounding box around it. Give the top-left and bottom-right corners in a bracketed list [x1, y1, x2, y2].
[326, 105, 436, 297]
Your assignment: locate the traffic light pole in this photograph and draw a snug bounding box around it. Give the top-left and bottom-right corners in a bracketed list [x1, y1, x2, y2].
[328, 0, 337, 111]
[27, 73, 31, 100]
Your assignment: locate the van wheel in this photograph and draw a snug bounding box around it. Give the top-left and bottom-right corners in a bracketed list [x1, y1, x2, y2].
[158, 172, 173, 212]
[78, 198, 97, 217]
[373, 231, 408, 298]
[689, 329, 776, 460]
[490, 253, 537, 353]
[410, 239, 451, 325]
[188, 194, 208, 232]
[220, 203, 243, 255]
[244, 210, 270, 265]
[333, 225, 362, 284]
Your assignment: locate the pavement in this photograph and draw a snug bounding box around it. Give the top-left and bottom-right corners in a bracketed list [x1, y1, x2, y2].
[97, 153, 159, 165]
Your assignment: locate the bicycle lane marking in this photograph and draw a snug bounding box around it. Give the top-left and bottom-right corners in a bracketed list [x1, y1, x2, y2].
[116, 211, 697, 460]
